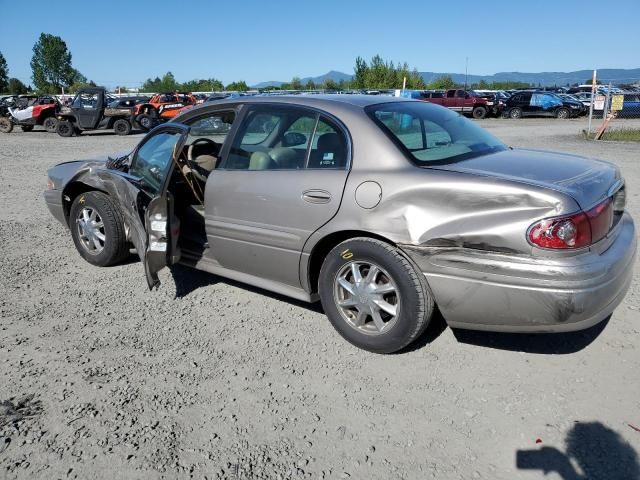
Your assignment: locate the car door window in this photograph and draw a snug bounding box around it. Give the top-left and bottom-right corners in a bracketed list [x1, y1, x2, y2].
[73, 93, 99, 110]
[307, 117, 349, 169]
[129, 131, 183, 195]
[224, 107, 327, 170]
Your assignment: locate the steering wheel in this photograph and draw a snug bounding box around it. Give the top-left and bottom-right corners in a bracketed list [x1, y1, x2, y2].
[187, 138, 220, 162]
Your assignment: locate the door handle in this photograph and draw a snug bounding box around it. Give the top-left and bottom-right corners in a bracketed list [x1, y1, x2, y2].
[302, 190, 332, 204]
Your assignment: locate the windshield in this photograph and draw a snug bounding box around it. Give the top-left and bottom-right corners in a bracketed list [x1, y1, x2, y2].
[366, 101, 506, 164]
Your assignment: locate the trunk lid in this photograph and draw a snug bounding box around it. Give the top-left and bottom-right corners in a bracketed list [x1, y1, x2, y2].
[430, 148, 620, 209]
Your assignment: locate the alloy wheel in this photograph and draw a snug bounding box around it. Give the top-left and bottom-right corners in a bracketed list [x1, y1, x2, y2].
[76, 207, 106, 254]
[333, 261, 400, 335]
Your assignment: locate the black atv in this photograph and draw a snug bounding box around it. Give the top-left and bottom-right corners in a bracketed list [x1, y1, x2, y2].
[55, 87, 149, 137]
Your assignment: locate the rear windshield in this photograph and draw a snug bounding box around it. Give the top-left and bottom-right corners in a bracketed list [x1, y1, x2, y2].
[366, 101, 506, 164]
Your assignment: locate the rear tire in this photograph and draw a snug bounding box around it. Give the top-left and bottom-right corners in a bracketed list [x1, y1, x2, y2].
[472, 106, 487, 119]
[0, 118, 13, 133]
[113, 118, 132, 136]
[69, 191, 129, 267]
[318, 238, 434, 354]
[43, 117, 58, 133]
[20, 125, 34, 132]
[57, 120, 74, 137]
[509, 107, 523, 119]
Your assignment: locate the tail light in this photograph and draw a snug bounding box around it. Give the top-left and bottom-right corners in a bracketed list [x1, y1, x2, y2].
[528, 197, 613, 249]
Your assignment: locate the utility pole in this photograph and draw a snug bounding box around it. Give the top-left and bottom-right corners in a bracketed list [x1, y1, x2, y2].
[464, 57, 468, 90]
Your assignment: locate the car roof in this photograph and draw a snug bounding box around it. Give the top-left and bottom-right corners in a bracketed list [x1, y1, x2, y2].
[194, 94, 410, 109]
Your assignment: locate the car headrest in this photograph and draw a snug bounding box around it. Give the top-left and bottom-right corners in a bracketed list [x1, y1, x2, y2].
[315, 133, 346, 167]
[249, 151, 276, 170]
[269, 147, 298, 169]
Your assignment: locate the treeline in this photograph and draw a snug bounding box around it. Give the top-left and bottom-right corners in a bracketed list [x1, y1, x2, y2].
[1, 37, 535, 96]
[136, 72, 249, 94]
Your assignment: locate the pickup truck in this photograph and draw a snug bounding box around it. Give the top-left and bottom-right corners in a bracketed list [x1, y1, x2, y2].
[419, 89, 500, 119]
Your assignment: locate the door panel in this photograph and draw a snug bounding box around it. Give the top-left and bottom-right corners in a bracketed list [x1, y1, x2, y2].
[144, 193, 180, 289]
[204, 169, 348, 287]
[73, 91, 103, 129]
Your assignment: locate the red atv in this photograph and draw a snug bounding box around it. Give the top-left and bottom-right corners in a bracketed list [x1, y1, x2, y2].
[0, 95, 59, 133]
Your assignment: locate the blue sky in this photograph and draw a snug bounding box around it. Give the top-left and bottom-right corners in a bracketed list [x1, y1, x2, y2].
[1, 0, 638, 88]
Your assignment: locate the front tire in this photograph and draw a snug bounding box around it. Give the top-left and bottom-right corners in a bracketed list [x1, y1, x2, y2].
[113, 118, 132, 136]
[318, 238, 434, 353]
[69, 191, 129, 267]
[43, 117, 58, 133]
[556, 107, 570, 119]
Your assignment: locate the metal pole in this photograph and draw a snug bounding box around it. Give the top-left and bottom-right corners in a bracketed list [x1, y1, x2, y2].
[603, 82, 612, 120]
[587, 69, 597, 135]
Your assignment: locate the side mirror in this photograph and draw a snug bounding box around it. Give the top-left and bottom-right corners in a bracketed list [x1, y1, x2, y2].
[282, 131, 306, 147]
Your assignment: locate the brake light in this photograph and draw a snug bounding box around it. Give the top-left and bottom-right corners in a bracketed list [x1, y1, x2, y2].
[528, 197, 613, 249]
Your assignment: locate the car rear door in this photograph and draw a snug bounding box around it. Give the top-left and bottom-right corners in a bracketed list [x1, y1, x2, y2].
[100, 124, 189, 289]
[204, 105, 351, 288]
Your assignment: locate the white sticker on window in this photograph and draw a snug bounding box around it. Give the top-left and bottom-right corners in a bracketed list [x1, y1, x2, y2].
[323, 152, 334, 161]
[150, 220, 166, 232]
[149, 241, 167, 252]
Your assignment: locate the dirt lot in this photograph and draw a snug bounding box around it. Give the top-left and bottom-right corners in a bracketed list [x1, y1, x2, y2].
[1, 117, 639, 480]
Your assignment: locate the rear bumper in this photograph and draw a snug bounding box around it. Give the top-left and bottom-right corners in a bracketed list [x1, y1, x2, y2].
[403, 212, 636, 332]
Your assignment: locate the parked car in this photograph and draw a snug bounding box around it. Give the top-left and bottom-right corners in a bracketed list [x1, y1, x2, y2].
[420, 89, 498, 119]
[616, 93, 640, 118]
[504, 91, 583, 119]
[43, 96, 636, 353]
[0, 95, 59, 133]
[56, 87, 145, 136]
[558, 94, 588, 116]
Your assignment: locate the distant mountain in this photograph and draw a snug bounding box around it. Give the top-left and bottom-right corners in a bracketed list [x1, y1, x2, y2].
[253, 70, 352, 88]
[419, 68, 640, 86]
[252, 68, 640, 88]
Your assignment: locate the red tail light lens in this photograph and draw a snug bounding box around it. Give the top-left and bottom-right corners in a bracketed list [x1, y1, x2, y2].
[528, 197, 614, 249]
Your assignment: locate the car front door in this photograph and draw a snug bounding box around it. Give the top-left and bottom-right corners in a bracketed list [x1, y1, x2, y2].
[99, 124, 189, 289]
[204, 105, 350, 288]
[73, 90, 104, 129]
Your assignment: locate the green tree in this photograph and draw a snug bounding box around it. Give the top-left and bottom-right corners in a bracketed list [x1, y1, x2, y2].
[142, 76, 162, 92]
[225, 80, 249, 92]
[322, 78, 339, 90]
[353, 56, 368, 89]
[305, 79, 316, 90]
[30, 33, 80, 93]
[160, 71, 178, 91]
[289, 76, 302, 90]
[181, 78, 224, 92]
[427, 75, 456, 90]
[0, 51, 8, 93]
[7, 78, 28, 94]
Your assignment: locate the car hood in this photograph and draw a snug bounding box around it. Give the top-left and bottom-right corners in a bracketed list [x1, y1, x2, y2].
[430, 148, 620, 209]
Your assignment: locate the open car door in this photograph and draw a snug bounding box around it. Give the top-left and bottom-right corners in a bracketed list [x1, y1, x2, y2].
[98, 124, 189, 289]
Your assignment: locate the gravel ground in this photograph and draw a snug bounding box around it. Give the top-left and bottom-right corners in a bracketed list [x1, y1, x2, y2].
[1, 117, 639, 480]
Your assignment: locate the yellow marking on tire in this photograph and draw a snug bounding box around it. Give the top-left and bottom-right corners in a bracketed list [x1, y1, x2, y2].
[79, 195, 85, 204]
[341, 249, 353, 260]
